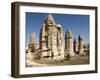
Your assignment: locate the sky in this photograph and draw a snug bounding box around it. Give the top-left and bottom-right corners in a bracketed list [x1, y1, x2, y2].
[26, 12, 89, 47]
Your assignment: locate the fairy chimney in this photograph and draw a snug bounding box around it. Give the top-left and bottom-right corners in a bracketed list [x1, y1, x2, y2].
[28, 32, 38, 52]
[39, 14, 64, 60]
[78, 35, 85, 55]
[65, 30, 75, 56]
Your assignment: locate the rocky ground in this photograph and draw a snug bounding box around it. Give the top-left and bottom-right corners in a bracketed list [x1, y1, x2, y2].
[26, 52, 89, 67]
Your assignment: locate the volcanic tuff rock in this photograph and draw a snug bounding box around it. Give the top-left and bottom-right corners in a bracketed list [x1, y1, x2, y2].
[39, 14, 64, 60]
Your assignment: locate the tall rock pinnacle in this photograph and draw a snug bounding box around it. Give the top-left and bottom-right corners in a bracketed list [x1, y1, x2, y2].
[39, 14, 64, 60]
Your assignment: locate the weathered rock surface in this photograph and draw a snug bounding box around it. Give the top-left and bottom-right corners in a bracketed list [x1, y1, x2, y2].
[78, 35, 85, 56]
[39, 14, 64, 60]
[26, 14, 89, 66]
[65, 30, 75, 56]
[28, 32, 38, 52]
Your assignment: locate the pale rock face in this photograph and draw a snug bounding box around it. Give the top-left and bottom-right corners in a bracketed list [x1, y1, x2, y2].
[26, 51, 34, 66]
[26, 51, 34, 60]
[41, 51, 48, 58]
[29, 32, 35, 44]
[28, 32, 38, 51]
[65, 30, 75, 56]
[26, 50, 46, 66]
[78, 35, 85, 55]
[39, 14, 64, 60]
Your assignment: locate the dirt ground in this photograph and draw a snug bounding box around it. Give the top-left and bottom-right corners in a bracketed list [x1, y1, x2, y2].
[26, 54, 89, 67]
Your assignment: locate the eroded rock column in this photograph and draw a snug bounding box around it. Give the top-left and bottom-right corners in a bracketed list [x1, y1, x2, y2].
[65, 30, 74, 56]
[78, 35, 85, 56]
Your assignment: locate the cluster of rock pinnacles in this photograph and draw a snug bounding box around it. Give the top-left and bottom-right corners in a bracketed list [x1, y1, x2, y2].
[27, 14, 89, 61]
